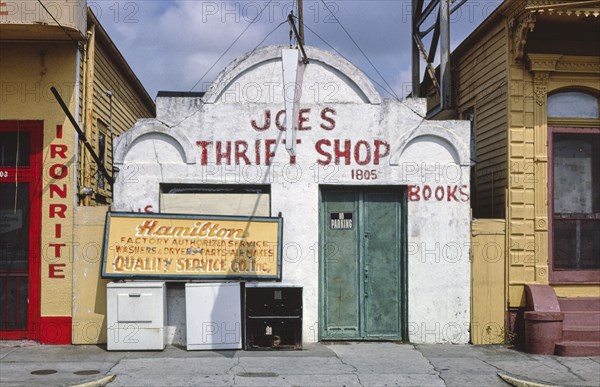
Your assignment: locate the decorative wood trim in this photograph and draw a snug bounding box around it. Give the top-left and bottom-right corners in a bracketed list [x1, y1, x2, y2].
[548, 118, 600, 128]
[527, 54, 600, 74]
[532, 72, 549, 156]
[510, 13, 537, 62]
[530, 68, 550, 285]
[535, 216, 548, 232]
[527, 54, 562, 72]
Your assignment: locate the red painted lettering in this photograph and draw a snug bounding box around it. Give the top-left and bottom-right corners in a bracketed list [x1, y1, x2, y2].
[334, 139, 352, 165]
[408, 185, 469, 202]
[196, 141, 212, 165]
[49, 164, 68, 179]
[408, 185, 420, 201]
[316, 139, 332, 165]
[447, 185, 459, 202]
[55, 223, 61, 238]
[49, 243, 66, 258]
[50, 144, 67, 159]
[56, 125, 63, 139]
[254, 140, 261, 165]
[354, 140, 371, 166]
[49, 184, 67, 199]
[320, 107, 336, 131]
[251, 110, 271, 131]
[265, 139, 276, 165]
[49, 204, 67, 218]
[49, 263, 66, 278]
[374, 140, 390, 165]
[435, 186, 445, 201]
[459, 185, 470, 202]
[422, 185, 432, 201]
[275, 110, 286, 131]
[216, 141, 231, 165]
[235, 141, 250, 165]
[298, 108, 311, 130]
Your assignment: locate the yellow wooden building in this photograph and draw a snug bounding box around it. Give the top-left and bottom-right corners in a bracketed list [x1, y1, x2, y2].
[0, 0, 154, 344]
[425, 0, 599, 354]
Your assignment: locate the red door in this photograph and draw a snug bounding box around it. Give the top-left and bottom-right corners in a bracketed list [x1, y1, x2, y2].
[0, 120, 42, 340]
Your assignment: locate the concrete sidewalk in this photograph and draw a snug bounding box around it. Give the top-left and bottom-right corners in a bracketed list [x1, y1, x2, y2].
[1, 341, 599, 387]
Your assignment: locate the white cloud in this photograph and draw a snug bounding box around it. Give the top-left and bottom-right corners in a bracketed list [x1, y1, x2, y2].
[97, 0, 499, 99]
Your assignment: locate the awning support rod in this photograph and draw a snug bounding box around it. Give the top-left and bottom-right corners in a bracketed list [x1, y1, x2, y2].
[50, 86, 114, 186]
[288, 14, 309, 64]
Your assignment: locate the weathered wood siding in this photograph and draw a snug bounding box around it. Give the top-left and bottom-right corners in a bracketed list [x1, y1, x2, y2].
[87, 37, 154, 202]
[454, 22, 508, 219]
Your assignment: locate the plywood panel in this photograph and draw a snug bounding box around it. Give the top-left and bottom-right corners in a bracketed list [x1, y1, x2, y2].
[471, 219, 505, 344]
[72, 206, 110, 344]
[160, 193, 270, 217]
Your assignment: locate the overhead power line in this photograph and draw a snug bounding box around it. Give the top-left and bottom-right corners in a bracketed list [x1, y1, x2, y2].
[318, 0, 400, 101]
[189, 0, 276, 92]
[36, 0, 83, 50]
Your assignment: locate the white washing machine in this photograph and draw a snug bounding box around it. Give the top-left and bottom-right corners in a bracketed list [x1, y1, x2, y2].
[185, 282, 242, 350]
[106, 282, 166, 350]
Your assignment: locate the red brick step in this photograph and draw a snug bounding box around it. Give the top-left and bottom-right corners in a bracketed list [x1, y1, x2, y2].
[558, 297, 600, 312]
[562, 311, 600, 327]
[555, 341, 600, 357]
[562, 326, 600, 342]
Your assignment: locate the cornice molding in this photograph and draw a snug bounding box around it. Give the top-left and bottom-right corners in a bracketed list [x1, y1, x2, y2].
[527, 54, 600, 73]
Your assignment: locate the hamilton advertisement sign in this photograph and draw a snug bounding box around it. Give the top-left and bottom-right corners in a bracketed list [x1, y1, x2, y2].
[101, 212, 283, 280]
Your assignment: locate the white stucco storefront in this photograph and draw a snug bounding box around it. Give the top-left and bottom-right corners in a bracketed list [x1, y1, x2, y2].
[112, 45, 471, 345]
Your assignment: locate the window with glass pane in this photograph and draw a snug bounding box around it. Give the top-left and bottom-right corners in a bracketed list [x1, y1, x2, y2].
[548, 92, 599, 119]
[0, 183, 30, 330]
[553, 133, 600, 270]
[0, 132, 31, 167]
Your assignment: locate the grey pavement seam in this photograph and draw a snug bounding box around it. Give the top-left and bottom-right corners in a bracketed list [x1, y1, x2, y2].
[0, 347, 17, 361]
[227, 356, 241, 386]
[552, 357, 587, 382]
[414, 345, 446, 386]
[330, 348, 365, 387]
[477, 358, 513, 385]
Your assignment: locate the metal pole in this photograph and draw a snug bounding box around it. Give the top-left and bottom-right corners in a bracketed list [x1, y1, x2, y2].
[50, 86, 114, 185]
[288, 14, 309, 64]
[411, 0, 421, 97]
[440, 0, 451, 109]
[298, 0, 305, 45]
[106, 90, 114, 185]
[106, 91, 113, 139]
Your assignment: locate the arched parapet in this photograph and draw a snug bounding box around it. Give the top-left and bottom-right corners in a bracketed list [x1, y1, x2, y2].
[113, 119, 196, 165]
[203, 45, 382, 105]
[390, 122, 470, 167]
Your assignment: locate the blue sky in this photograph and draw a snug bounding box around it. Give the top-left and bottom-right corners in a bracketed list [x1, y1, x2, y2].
[94, 0, 501, 99]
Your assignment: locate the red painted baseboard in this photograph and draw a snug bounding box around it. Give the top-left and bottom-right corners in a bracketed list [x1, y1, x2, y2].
[40, 316, 72, 344]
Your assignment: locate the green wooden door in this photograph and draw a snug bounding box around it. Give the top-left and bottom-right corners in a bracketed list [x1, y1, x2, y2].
[320, 188, 404, 340]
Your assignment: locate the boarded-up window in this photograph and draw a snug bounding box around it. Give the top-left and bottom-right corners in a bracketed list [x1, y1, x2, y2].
[160, 186, 270, 217]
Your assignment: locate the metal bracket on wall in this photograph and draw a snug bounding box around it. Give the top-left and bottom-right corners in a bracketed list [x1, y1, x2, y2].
[411, 0, 467, 110]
